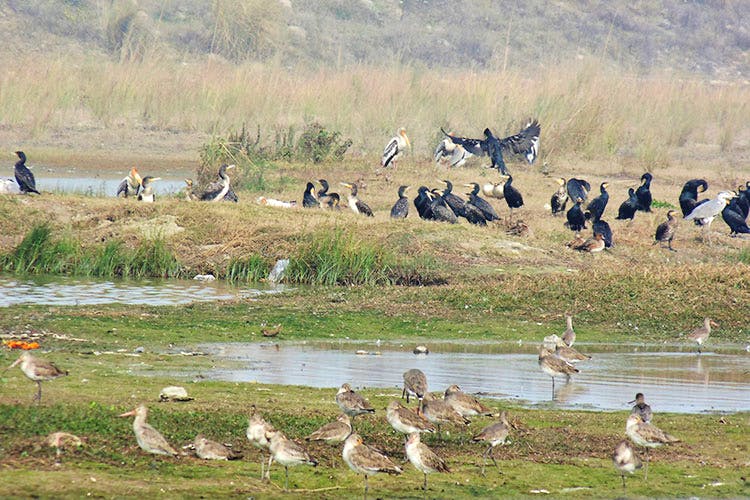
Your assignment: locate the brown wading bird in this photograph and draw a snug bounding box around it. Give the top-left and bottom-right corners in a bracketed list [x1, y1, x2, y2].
[538, 345, 579, 399]
[612, 440, 642, 490]
[553, 337, 591, 364]
[472, 411, 511, 476]
[402, 368, 428, 407]
[654, 209, 679, 251]
[573, 232, 605, 253]
[561, 314, 576, 347]
[342, 433, 402, 498]
[305, 413, 352, 445]
[443, 384, 494, 418]
[625, 414, 679, 481]
[336, 383, 376, 421]
[629, 392, 653, 423]
[246, 405, 277, 479]
[405, 432, 450, 491]
[420, 392, 469, 438]
[687, 317, 718, 354]
[193, 434, 240, 460]
[266, 430, 318, 491]
[118, 405, 178, 456]
[386, 400, 436, 435]
[8, 352, 67, 402]
[261, 323, 282, 338]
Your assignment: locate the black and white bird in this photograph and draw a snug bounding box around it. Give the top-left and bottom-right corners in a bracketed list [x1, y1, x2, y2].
[442, 120, 540, 175]
[550, 178, 568, 215]
[382, 128, 410, 168]
[317, 179, 338, 208]
[303, 182, 319, 208]
[341, 182, 373, 217]
[566, 178, 590, 203]
[137, 176, 160, 203]
[684, 191, 735, 244]
[636, 173, 653, 212]
[390, 185, 410, 219]
[615, 187, 639, 221]
[200, 164, 236, 202]
[14, 151, 40, 195]
[434, 138, 471, 168]
[116, 167, 142, 198]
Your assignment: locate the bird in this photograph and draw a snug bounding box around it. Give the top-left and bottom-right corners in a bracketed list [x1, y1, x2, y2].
[414, 186, 435, 220]
[573, 232, 605, 253]
[8, 352, 67, 402]
[199, 164, 236, 202]
[386, 400, 436, 435]
[440, 179, 468, 219]
[538, 345, 579, 399]
[246, 405, 277, 479]
[267, 429, 318, 491]
[612, 440, 642, 490]
[628, 393, 653, 423]
[118, 405, 178, 456]
[305, 414, 352, 445]
[654, 210, 679, 251]
[442, 120, 540, 174]
[587, 211, 614, 248]
[586, 182, 610, 221]
[137, 176, 160, 202]
[13, 151, 40, 194]
[405, 432, 450, 491]
[636, 173, 653, 212]
[472, 411, 511, 476]
[550, 177, 568, 215]
[429, 188, 458, 224]
[340, 182, 373, 217]
[501, 175, 524, 219]
[434, 138, 471, 168]
[336, 383, 376, 419]
[261, 324, 282, 338]
[466, 182, 499, 221]
[482, 181, 506, 200]
[420, 392, 469, 437]
[561, 314, 576, 347]
[687, 317, 718, 354]
[616, 187, 639, 221]
[679, 179, 709, 219]
[402, 369, 428, 407]
[553, 337, 592, 363]
[302, 181, 319, 208]
[390, 185, 410, 219]
[342, 433, 402, 497]
[684, 191, 735, 244]
[317, 179, 338, 208]
[443, 385, 494, 418]
[722, 200, 750, 235]
[625, 414, 679, 480]
[0, 177, 19, 194]
[193, 434, 239, 460]
[413, 345, 429, 355]
[382, 127, 410, 168]
[117, 167, 142, 198]
[566, 178, 590, 203]
[183, 179, 198, 201]
[324, 192, 341, 210]
[565, 198, 587, 234]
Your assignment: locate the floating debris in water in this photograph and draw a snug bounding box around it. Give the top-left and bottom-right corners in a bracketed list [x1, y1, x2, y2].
[193, 274, 216, 282]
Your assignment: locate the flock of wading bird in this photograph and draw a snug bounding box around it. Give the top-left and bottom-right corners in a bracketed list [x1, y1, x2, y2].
[7, 311, 722, 496]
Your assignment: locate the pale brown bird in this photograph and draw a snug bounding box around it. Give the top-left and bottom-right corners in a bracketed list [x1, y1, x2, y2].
[45, 432, 82, 461]
[336, 383, 375, 419]
[626, 414, 679, 480]
[8, 352, 67, 402]
[421, 392, 469, 438]
[246, 405, 276, 479]
[305, 413, 352, 444]
[687, 317, 718, 354]
[554, 341, 591, 364]
[574, 232, 605, 252]
[472, 411, 511, 476]
[386, 400, 436, 435]
[561, 314, 576, 347]
[443, 384, 494, 418]
[342, 433, 402, 497]
[194, 434, 239, 460]
[267, 430, 317, 491]
[612, 440, 642, 490]
[538, 346, 579, 399]
[261, 323, 282, 337]
[402, 368, 428, 407]
[654, 209, 678, 251]
[405, 432, 450, 491]
[118, 405, 178, 456]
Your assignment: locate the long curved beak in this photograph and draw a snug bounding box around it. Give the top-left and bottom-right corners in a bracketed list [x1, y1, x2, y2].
[118, 409, 136, 418]
[340, 182, 353, 188]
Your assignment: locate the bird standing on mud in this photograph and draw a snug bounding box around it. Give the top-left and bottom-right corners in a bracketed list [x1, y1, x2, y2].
[382, 127, 410, 169]
[200, 164, 236, 202]
[14, 151, 40, 194]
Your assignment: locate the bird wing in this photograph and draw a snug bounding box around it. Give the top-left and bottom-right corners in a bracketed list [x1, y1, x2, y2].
[354, 444, 402, 474]
[499, 119, 541, 164]
[139, 424, 178, 455]
[356, 200, 374, 217]
[441, 129, 486, 156]
[15, 167, 39, 193]
[116, 178, 129, 197]
[382, 138, 400, 167]
[433, 139, 451, 162]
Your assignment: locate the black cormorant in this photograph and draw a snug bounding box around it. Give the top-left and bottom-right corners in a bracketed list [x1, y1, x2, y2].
[501, 175, 524, 218]
[722, 203, 750, 235]
[429, 189, 458, 224]
[303, 182, 319, 208]
[566, 178, 590, 203]
[117, 167, 142, 198]
[382, 128, 410, 168]
[200, 164, 236, 202]
[414, 186, 434, 220]
[14, 151, 40, 195]
[616, 188, 638, 220]
[341, 182, 373, 216]
[440, 180, 466, 218]
[317, 179, 338, 208]
[654, 210, 679, 250]
[550, 177, 568, 215]
[390, 185, 410, 219]
[326, 192, 341, 210]
[137, 176, 160, 203]
[586, 182, 610, 221]
[586, 211, 614, 248]
[465, 182, 499, 221]
[566, 198, 587, 233]
[636, 173, 653, 212]
[678, 179, 709, 218]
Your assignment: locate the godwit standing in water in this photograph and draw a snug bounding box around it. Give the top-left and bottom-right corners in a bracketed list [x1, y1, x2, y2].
[687, 317, 718, 354]
[405, 432, 450, 491]
[628, 393, 653, 423]
[402, 368, 428, 407]
[386, 400, 435, 435]
[612, 440, 642, 490]
[342, 433, 402, 497]
[553, 337, 591, 364]
[267, 430, 318, 491]
[336, 383, 375, 421]
[561, 314, 576, 346]
[421, 392, 469, 438]
[193, 434, 239, 460]
[472, 411, 511, 476]
[443, 384, 494, 419]
[118, 405, 178, 456]
[8, 352, 67, 402]
[305, 413, 352, 445]
[538, 345, 579, 399]
[625, 414, 679, 480]
[246, 405, 276, 479]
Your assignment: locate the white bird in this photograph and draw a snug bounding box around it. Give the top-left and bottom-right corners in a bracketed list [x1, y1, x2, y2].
[382, 127, 410, 168]
[612, 440, 642, 490]
[137, 176, 161, 203]
[0, 178, 21, 194]
[434, 138, 472, 167]
[684, 191, 735, 244]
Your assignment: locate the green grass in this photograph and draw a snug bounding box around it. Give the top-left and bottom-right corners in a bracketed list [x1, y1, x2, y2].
[225, 255, 271, 283]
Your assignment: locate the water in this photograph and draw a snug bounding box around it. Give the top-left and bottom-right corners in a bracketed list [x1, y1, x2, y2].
[196, 342, 750, 414]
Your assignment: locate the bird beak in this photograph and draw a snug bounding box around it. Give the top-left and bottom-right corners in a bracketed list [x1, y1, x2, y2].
[227, 164, 236, 170]
[118, 409, 136, 418]
[152, 177, 162, 182]
[4, 357, 22, 372]
[340, 182, 352, 188]
[627, 399, 636, 405]
[405, 135, 411, 148]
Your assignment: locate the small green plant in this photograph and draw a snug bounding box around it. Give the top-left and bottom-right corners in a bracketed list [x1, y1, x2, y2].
[225, 255, 271, 282]
[737, 248, 750, 265]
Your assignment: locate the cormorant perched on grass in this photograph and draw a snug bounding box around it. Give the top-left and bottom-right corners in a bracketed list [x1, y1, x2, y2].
[430, 189, 458, 224]
[390, 185, 410, 219]
[616, 188, 638, 220]
[200, 164, 236, 202]
[326, 192, 341, 211]
[501, 175, 524, 218]
[636, 173, 653, 212]
[137, 176, 160, 203]
[654, 210, 679, 250]
[440, 180, 466, 218]
[318, 179, 338, 208]
[341, 182, 373, 216]
[465, 182, 499, 221]
[14, 151, 40, 195]
[117, 167, 142, 198]
[722, 201, 750, 235]
[586, 182, 610, 221]
[414, 186, 434, 220]
[303, 182, 319, 208]
[679, 179, 709, 219]
[550, 177, 568, 215]
[566, 178, 590, 203]
[586, 211, 614, 248]
[566, 198, 587, 233]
